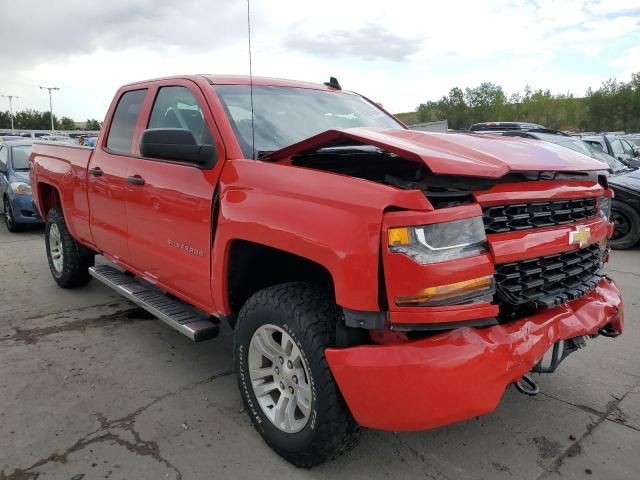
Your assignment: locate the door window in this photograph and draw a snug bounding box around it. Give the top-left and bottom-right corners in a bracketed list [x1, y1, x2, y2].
[106, 89, 147, 154]
[148, 86, 213, 145]
[622, 140, 635, 156]
[611, 139, 624, 155]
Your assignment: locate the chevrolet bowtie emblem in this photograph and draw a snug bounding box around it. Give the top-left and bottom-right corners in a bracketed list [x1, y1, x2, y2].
[569, 225, 591, 248]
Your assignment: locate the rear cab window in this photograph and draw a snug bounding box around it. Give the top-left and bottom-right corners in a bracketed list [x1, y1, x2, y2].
[106, 89, 148, 154]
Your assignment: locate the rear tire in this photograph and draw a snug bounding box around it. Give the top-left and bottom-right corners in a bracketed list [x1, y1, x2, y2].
[610, 200, 640, 250]
[45, 208, 94, 288]
[4, 197, 22, 233]
[234, 282, 360, 467]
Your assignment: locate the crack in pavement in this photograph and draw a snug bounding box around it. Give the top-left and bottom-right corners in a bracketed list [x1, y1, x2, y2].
[1, 301, 132, 333]
[372, 432, 449, 480]
[607, 268, 640, 280]
[0, 307, 153, 345]
[538, 392, 605, 417]
[0, 369, 233, 480]
[539, 390, 640, 434]
[536, 377, 640, 479]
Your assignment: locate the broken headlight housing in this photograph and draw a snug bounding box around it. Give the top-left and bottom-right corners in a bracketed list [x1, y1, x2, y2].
[599, 196, 611, 222]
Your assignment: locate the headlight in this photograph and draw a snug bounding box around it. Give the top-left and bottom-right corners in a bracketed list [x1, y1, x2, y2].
[599, 196, 611, 222]
[10, 182, 32, 195]
[388, 217, 487, 264]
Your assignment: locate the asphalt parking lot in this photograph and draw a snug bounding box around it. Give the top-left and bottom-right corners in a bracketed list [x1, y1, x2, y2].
[1, 223, 639, 480]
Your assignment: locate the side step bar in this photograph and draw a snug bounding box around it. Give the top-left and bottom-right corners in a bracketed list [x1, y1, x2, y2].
[89, 265, 219, 341]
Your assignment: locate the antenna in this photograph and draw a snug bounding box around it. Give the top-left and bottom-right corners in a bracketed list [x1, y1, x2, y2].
[246, 0, 256, 159]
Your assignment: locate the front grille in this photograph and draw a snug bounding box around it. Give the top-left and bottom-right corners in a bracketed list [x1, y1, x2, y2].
[495, 244, 604, 312]
[483, 197, 597, 234]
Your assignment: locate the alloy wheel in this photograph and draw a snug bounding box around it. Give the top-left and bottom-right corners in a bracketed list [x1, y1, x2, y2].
[248, 324, 313, 433]
[48, 223, 64, 273]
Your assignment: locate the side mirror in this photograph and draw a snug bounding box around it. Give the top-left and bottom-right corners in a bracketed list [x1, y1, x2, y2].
[140, 128, 216, 166]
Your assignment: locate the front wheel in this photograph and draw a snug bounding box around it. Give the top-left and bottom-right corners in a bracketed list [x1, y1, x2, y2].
[235, 282, 360, 467]
[4, 197, 22, 233]
[45, 208, 94, 288]
[610, 200, 640, 250]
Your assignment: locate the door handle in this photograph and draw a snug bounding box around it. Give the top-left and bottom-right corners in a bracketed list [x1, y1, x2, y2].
[88, 167, 103, 177]
[127, 175, 145, 185]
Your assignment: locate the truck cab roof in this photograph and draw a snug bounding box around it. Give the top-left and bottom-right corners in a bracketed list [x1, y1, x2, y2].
[122, 74, 342, 92]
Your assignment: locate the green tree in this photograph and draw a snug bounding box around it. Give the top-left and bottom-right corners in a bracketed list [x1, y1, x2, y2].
[0, 110, 11, 129]
[59, 116, 76, 130]
[407, 72, 640, 132]
[85, 119, 101, 130]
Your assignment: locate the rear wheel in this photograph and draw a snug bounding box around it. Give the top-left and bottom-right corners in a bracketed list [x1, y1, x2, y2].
[610, 200, 640, 250]
[45, 208, 94, 287]
[235, 282, 360, 467]
[3, 197, 22, 233]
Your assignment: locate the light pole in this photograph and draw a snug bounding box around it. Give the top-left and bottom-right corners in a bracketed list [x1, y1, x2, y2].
[39, 86, 60, 133]
[1, 94, 19, 132]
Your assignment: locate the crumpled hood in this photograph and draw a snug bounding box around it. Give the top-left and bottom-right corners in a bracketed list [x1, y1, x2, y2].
[268, 128, 610, 178]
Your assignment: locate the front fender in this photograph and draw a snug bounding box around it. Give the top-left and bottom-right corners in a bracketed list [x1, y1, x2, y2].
[211, 159, 431, 314]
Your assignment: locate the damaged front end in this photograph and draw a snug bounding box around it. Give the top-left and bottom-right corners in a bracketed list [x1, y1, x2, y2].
[266, 127, 623, 430]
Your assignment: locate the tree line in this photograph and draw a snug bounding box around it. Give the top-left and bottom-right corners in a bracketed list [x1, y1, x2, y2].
[0, 109, 101, 131]
[398, 72, 640, 132]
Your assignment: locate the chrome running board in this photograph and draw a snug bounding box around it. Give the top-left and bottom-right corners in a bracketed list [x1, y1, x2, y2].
[89, 265, 219, 341]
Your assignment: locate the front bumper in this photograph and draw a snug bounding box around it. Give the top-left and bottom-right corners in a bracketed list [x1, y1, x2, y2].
[8, 194, 43, 224]
[326, 277, 623, 431]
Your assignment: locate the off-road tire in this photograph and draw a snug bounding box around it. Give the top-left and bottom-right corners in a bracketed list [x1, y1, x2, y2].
[610, 200, 640, 250]
[234, 282, 360, 467]
[45, 208, 94, 288]
[3, 196, 22, 233]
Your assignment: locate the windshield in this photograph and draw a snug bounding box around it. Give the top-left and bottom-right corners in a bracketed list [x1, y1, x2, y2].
[213, 85, 402, 158]
[547, 137, 592, 155]
[585, 142, 627, 172]
[11, 145, 31, 170]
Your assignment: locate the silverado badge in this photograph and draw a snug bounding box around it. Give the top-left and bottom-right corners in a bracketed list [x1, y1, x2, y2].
[569, 225, 591, 248]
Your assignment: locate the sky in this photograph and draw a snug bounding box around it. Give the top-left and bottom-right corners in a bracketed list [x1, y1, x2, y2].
[0, 0, 639, 121]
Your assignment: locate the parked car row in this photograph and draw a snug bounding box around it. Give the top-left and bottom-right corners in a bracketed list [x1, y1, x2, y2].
[580, 133, 640, 168]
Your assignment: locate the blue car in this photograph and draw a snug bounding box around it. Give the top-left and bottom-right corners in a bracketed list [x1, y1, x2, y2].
[0, 139, 43, 232]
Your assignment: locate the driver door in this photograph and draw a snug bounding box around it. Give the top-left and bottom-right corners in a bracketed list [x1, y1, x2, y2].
[125, 80, 223, 309]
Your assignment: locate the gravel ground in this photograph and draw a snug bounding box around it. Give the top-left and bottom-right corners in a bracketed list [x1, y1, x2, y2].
[1, 222, 639, 480]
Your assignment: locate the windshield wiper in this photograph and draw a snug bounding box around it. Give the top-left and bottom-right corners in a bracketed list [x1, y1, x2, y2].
[256, 150, 274, 159]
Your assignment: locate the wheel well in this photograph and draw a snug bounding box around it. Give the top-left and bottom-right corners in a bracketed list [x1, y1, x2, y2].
[227, 240, 335, 314]
[37, 183, 61, 218]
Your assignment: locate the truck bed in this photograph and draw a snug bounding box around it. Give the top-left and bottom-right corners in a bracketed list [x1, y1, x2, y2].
[30, 142, 95, 245]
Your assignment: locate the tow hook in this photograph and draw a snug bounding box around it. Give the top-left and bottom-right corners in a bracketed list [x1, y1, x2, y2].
[598, 324, 620, 338]
[514, 375, 540, 396]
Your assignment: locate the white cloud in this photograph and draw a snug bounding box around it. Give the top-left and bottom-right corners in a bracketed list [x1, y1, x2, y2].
[0, 0, 638, 119]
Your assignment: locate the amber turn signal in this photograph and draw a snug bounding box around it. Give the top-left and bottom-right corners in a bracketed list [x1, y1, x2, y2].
[396, 275, 494, 307]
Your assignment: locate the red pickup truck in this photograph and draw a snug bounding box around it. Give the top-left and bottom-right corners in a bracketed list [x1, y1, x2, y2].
[30, 75, 623, 467]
